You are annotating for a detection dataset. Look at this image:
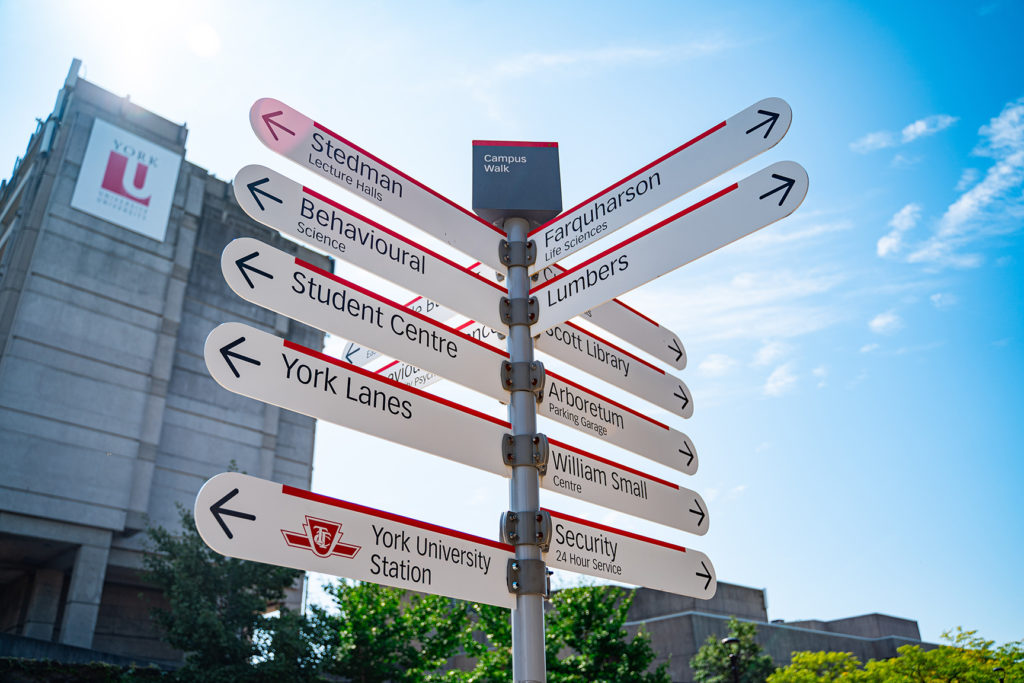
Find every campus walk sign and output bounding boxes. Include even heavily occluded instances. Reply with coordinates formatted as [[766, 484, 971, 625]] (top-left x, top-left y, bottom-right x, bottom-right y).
[[197, 93, 809, 683]]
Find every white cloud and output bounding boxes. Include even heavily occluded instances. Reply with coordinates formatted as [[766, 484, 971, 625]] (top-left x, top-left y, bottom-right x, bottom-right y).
[[860, 343, 880, 353], [901, 114, 958, 143], [930, 292, 958, 309], [956, 168, 980, 192], [753, 341, 789, 366], [907, 97, 1024, 267], [813, 365, 828, 388], [763, 362, 797, 396], [877, 203, 922, 257], [869, 311, 904, 335], [698, 353, 737, 376], [851, 113, 957, 154]]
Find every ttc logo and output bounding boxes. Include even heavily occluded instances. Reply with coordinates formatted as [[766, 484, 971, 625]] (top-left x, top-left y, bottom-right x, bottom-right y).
[[282, 516, 361, 559]]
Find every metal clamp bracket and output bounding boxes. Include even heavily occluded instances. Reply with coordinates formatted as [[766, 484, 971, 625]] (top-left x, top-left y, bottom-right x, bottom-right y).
[[499, 296, 539, 326], [501, 433, 549, 474], [500, 510, 552, 550], [500, 360, 545, 400], [499, 238, 537, 268], [506, 558, 550, 597]]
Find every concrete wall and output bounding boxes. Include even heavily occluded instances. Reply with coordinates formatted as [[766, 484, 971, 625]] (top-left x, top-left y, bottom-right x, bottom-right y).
[[0, 68, 324, 664]]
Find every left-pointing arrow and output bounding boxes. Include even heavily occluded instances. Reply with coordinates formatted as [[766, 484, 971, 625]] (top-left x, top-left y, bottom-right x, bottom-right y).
[[209, 488, 256, 539], [219, 337, 261, 378], [246, 177, 282, 212], [261, 110, 296, 142], [235, 251, 273, 289]]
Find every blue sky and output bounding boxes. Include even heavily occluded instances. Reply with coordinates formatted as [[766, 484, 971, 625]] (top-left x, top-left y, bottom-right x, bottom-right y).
[[2, 0, 1021, 646]]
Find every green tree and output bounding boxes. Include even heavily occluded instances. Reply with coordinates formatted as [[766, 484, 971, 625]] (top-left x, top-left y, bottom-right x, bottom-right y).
[[463, 585, 667, 682], [690, 617, 775, 683], [765, 651, 863, 682], [143, 507, 329, 682], [321, 580, 472, 682], [767, 628, 1024, 682]]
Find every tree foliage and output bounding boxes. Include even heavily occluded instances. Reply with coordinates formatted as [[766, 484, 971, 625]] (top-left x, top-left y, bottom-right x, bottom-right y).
[[143, 507, 328, 681], [461, 585, 667, 682], [690, 617, 775, 683], [766, 628, 1024, 682]]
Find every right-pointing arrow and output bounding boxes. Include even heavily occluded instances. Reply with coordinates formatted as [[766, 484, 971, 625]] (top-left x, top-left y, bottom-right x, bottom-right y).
[[759, 173, 796, 206], [674, 386, 690, 412], [696, 560, 713, 590], [219, 337, 261, 379], [246, 177, 283, 212], [209, 488, 256, 540], [689, 498, 706, 527], [668, 338, 685, 364], [678, 442, 696, 467], [235, 251, 274, 289]]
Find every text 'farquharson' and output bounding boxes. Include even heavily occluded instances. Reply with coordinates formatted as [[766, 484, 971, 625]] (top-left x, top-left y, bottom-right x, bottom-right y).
[[370, 525, 493, 587], [282, 353, 413, 419], [308, 133, 403, 203]]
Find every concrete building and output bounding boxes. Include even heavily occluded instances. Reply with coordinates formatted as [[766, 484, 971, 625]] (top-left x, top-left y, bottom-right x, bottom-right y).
[[0, 61, 326, 665], [625, 583, 933, 682]]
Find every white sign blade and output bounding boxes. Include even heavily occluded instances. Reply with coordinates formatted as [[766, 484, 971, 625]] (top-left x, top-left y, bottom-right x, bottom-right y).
[[536, 322, 693, 419], [250, 98, 505, 271], [195, 472, 514, 608], [344, 295, 457, 368], [533, 161, 808, 329], [374, 359, 444, 392], [544, 507, 716, 599], [544, 439, 708, 534], [220, 238, 506, 402], [530, 98, 792, 273], [232, 165, 506, 331], [204, 322, 508, 479], [541, 370, 697, 475], [534, 264, 687, 370]]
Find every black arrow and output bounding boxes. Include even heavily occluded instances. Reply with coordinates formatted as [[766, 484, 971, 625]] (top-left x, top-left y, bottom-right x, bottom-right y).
[[745, 109, 780, 139], [696, 560, 713, 590], [759, 174, 795, 206], [220, 337, 261, 379], [235, 251, 274, 289], [689, 498, 706, 527], [344, 345, 361, 363], [674, 386, 689, 412], [668, 338, 684, 363], [210, 488, 256, 540], [246, 178, 283, 212], [262, 110, 296, 142], [678, 441, 696, 467]]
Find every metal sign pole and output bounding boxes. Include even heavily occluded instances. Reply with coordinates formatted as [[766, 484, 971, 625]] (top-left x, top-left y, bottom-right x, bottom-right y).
[[503, 216, 547, 683]]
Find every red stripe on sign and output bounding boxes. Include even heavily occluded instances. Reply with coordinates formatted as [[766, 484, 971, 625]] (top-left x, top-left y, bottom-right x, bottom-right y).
[[473, 140, 558, 148], [544, 508, 689, 553], [547, 438, 679, 490], [561, 321, 663, 375], [301, 187, 507, 295], [545, 370, 670, 430], [533, 183, 739, 294], [375, 360, 399, 373], [311, 121, 504, 236], [529, 120, 727, 237], [283, 485, 515, 553], [293, 258, 509, 359], [282, 339, 511, 429]]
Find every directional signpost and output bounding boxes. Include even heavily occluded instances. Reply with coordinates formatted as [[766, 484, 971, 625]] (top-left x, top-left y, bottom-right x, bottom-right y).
[[196, 472, 515, 608], [197, 94, 809, 683], [529, 98, 791, 274], [543, 508, 715, 599], [533, 162, 808, 330]]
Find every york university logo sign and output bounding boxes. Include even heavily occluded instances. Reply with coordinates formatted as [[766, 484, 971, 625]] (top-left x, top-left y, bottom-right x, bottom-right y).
[[71, 118, 182, 242]]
